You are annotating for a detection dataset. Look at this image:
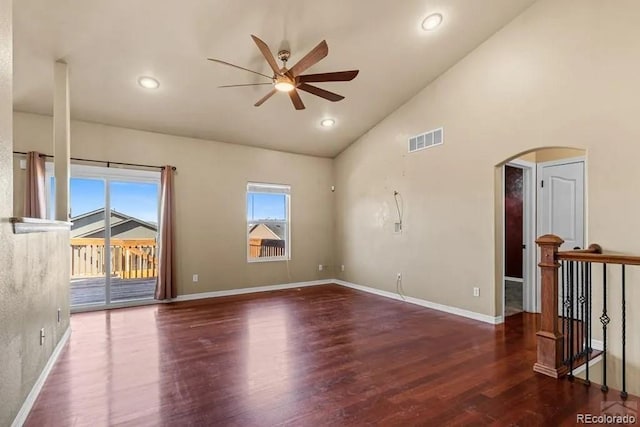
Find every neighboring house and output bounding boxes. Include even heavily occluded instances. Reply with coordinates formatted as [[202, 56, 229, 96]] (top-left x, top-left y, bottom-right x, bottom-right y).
[[71, 208, 157, 239], [248, 223, 281, 240]]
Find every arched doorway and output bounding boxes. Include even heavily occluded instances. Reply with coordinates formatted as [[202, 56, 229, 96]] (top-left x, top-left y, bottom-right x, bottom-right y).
[[495, 147, 586, 323]]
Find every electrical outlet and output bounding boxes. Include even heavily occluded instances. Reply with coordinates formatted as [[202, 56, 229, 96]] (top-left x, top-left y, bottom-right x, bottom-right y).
[[39, 328, 45, 346], [473, 287, 480, 297], [397, 273, 402, 280], [318, 264, 323, 271], [192, 274, 199, 282], [341, 264, 345, 272]]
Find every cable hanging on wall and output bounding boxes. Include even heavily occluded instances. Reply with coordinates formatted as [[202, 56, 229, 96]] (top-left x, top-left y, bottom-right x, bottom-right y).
[[393, 190, 403, 233]]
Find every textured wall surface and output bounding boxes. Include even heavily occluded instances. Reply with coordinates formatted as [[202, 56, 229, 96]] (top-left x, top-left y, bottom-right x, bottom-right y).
[[13, 113, 336, 295], [0, 0, 17, 421], [0, 1, 71, 424], [334, 0, 639, 396]]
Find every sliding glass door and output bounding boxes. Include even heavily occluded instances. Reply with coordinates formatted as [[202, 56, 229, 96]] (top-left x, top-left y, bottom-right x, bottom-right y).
[[69, 165, 160, 310], [69, 178, 107, 306], [108, 180, 159, 304]]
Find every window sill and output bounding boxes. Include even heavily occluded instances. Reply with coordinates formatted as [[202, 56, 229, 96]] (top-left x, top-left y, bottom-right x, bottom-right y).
[[247, 257, 290, 264], [10, 217, 72, 234]]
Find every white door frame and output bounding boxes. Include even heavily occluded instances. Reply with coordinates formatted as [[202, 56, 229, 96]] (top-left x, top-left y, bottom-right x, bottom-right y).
[[502, 159, 537, 319], [70, 164, 161, 312]]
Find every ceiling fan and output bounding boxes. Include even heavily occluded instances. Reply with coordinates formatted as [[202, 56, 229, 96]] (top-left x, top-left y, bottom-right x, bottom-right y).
[[207, 35, 359, 110]]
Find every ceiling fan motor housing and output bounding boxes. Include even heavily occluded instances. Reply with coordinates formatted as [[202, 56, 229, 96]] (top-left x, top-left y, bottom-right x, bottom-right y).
[[277, 50, 291, 64]]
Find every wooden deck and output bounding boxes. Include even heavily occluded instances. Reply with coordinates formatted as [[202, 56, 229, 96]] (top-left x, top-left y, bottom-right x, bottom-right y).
[[71, 276, 156, 306], [26, 284, 637, 425]]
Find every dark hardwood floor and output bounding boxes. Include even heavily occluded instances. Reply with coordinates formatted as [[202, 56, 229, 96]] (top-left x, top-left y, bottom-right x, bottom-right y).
[[25, 284, 636, 426]]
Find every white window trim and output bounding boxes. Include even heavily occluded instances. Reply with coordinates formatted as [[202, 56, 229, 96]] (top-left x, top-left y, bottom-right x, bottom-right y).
[[71, 164, 160, 183], [246, 182, 291, 263]]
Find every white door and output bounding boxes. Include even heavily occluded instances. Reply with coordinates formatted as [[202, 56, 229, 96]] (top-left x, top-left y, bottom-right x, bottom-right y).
[[538, 160, 585, 250]]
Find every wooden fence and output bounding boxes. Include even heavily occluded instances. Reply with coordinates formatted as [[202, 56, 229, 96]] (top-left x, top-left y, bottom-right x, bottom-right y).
[[249, 238, 286, 258], [70, 238, 158, 279]]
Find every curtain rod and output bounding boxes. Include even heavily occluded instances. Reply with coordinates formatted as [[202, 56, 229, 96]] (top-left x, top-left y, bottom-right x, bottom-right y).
[[12, 151, 176, 171]]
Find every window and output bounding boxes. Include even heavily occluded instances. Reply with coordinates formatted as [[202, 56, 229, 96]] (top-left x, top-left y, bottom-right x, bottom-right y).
[[247, 182, 290, 262]]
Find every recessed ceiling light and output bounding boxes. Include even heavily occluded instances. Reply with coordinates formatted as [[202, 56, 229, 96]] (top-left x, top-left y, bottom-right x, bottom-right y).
[[421, 13, 443, 31], [320, 118, 335, 128], [138, 76, 160, 89]]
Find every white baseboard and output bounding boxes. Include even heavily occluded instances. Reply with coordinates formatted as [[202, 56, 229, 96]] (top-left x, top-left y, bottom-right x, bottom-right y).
[[170, 280, 330, 302], [591, 339, 604, 351], [168, 279, 501, 325], [12, 327, 71, 427], [334, 280, 503, 325]]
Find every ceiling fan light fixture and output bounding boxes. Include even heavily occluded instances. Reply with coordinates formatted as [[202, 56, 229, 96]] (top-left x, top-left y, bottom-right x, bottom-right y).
[[138, 76, 160, 89], [274, 76, 295, 92], [320, 118, 335, 128], [421, 13, 443, 31]]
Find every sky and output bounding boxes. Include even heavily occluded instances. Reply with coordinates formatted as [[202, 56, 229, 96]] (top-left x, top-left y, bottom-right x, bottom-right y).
[[247, 193, 286, 221], [69, 178, 159, 223]]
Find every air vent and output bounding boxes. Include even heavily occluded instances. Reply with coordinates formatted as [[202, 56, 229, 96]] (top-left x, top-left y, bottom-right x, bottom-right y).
[[408, 127, 443, 153]]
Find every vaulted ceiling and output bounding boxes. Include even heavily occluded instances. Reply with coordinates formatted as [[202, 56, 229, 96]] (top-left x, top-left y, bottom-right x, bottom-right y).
[[13, 0, 536, 157]]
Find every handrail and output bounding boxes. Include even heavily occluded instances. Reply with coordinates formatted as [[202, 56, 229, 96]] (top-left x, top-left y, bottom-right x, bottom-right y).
[[557, 252, 640, 266], [558, 244, 602, 255], [70, 238, 156, 247]]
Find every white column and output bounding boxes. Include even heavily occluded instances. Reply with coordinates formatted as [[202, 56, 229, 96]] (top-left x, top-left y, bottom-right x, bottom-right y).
[[53, 60, 70, 221]]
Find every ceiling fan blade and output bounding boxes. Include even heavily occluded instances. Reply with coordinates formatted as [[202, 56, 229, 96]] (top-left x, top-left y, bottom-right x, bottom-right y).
[[254, 89, 277, 107], [297, 83, 344, 102], [288, 40, 329, 77], [207, 58, 273, 80], [289, 89, 306, 110], [298, 70, 359, 83], [218, 83, 273, 88], [251, 35, 282, 76]]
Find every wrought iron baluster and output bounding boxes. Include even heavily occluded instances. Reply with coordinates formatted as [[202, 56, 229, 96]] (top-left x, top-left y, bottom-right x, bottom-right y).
[[579, 261, 585, 361], [621, 264, 627, 400], [585, 262, 591, 386], [600, 263, 609, 392], [561, 260, 567, 363], [568, 260, 574, 380]]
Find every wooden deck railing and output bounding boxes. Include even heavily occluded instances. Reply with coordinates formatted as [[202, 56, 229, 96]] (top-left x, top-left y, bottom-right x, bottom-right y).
[[70, 238, 158, 279], [248, 238, 285, 258], [536, 234, 639, 399]]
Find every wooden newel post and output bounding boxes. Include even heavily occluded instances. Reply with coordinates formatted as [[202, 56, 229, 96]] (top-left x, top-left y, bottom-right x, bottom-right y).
[[533, 234, 567, 378]]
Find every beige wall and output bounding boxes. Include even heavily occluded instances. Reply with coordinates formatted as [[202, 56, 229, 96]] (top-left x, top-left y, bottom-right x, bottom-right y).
[[334, 0, 639, 394], [13, 112, 336, 295], [0, 1, 71, 425], [516, 147, 585, 164], [535, 147, 585, 163]]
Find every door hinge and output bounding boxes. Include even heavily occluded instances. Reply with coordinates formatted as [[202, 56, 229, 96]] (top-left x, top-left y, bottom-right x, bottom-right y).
[[540, 180, 544, 188]]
